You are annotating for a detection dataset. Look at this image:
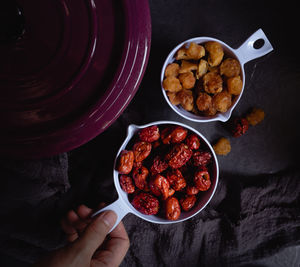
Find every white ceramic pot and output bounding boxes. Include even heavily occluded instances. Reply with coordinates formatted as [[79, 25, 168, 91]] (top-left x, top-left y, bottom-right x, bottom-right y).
[[161, 29, 274, 122], [92, 121, 219, 232]]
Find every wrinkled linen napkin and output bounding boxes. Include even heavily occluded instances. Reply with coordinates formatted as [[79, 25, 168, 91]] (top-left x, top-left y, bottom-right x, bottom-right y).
[[0, 154, 299, 266]]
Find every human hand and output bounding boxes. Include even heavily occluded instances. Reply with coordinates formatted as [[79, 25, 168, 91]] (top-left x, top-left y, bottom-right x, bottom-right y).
[[34, 205, 129, 267]]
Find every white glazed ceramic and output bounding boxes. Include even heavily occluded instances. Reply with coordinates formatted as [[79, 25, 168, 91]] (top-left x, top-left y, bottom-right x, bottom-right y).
[[161, 29, 274, 122], [92, 121, 219, 232]]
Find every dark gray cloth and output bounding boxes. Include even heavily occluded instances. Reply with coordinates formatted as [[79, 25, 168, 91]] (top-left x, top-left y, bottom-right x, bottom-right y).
[[121, 167, 300, 267], [0, 154, 70, 263], [0, 153, 299, 266]]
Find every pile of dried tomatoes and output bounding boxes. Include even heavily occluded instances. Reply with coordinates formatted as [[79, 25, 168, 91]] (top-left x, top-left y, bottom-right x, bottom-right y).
[[117, 125, 213, 220]]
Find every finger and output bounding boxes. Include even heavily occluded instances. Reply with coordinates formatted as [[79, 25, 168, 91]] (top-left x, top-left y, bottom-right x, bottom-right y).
[[93, 221, 130, 267], [63, 206, 93, 239], [110, 221, 129, 241], [61, 217, 77, 235], [74, 210, 117, 258], [66, 209, 80, 225], [76, 205, 93, 232], [61, 217, 78, 242], [72, 206, 92, 233], [61, 210, 80, 242], [77, 204, 93, 221], [61, 222, 78, 242]]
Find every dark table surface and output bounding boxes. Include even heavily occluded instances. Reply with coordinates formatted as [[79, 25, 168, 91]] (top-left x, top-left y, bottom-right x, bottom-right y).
[[86, 0, 300, 177], [88, 0, 300, 264], [67, 1, 300, 265], [1, 0, 300, 266]]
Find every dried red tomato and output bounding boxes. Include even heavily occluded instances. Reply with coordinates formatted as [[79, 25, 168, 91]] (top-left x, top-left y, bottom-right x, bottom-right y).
[[166, 169, 186, 191], [161, 126, 188, 144], [194, 167, 211, 191], [117, 150, 134, 174], [150, 155, 168, 175], [232, 117, 249, 137], [132, 166, 149, 191], [170, 126, 188, 143], [161, 127, 173, 145], [165, 197, 181, 220], [186, 134, 200, 150], [149, 174, 170, 200], [139, 126, 160, 142], [133, 160, 143, 169], [186, 185, 199, 195], [180, 195, 197, 211], [119, 175, 135, 194], [166, 143, 192, 169], [133, 141, 152, 162], [132, 192, 159, 215], [192, 151, 212, 166], [168, 188, 175, 197]]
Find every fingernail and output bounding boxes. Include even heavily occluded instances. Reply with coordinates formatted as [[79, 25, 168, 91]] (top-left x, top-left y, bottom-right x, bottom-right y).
[[98, 210, 117, 228]]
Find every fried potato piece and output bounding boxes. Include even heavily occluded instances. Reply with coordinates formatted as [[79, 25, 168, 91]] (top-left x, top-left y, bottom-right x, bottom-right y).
[[165, 63, 180, 77], [204, 102, 217, 116], [176, 47, 190, 60], [208, 66, 219, 74], [227, 76, 243, 95], [179, 60, 198, 74], [246, 107, 265, 126], [213, 137, 231, 155], [203, 72, 223, 94], [177, 89, 194, 111], [196, 92, 212, 111], [179, 72, 196, 89], [220, 58, 241, 77], [186, 42, 205, 60], [205, 41, 224, 67], [212, 91, 232, 112], [163, 77, 182, 92], [167, 91, 181, 105], [196, 59, 208, 79]]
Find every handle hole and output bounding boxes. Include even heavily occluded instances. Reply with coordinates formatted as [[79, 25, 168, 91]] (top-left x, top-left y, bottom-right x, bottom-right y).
[[253, 38, 265, 49]]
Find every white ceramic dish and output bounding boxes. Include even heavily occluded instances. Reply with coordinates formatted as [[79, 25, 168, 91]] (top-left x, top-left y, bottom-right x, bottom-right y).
[[161, 29, 274, 122], [92, 120, 219, 232]]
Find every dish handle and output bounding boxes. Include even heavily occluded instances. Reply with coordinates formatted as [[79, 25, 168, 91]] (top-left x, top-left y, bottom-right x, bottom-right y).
[[234, 28, 274, 65], [91, 197, 130, 233]]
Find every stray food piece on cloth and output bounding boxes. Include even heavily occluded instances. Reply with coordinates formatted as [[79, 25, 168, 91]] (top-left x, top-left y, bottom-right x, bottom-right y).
[[231, 117, 249, 137], [213, 137, 231, 155], [246, 107, 265, 126]]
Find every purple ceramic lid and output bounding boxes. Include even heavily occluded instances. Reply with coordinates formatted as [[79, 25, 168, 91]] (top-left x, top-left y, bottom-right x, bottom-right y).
[[0, 0, 151, 159]]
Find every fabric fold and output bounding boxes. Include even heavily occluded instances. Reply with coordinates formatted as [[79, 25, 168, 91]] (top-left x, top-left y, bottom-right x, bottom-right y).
[[0, 154, 299, 266]]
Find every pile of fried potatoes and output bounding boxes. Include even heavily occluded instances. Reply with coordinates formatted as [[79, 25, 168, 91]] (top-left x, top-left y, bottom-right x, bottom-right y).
[[163, 41, 243, 116]]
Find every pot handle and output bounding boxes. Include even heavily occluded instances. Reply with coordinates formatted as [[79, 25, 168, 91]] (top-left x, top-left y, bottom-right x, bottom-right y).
[[234, 29, 274, 65], [91, 197, 130, 233]]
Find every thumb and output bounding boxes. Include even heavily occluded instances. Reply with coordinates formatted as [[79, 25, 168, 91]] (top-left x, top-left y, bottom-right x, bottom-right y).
[[74, 210, 117, 257]]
